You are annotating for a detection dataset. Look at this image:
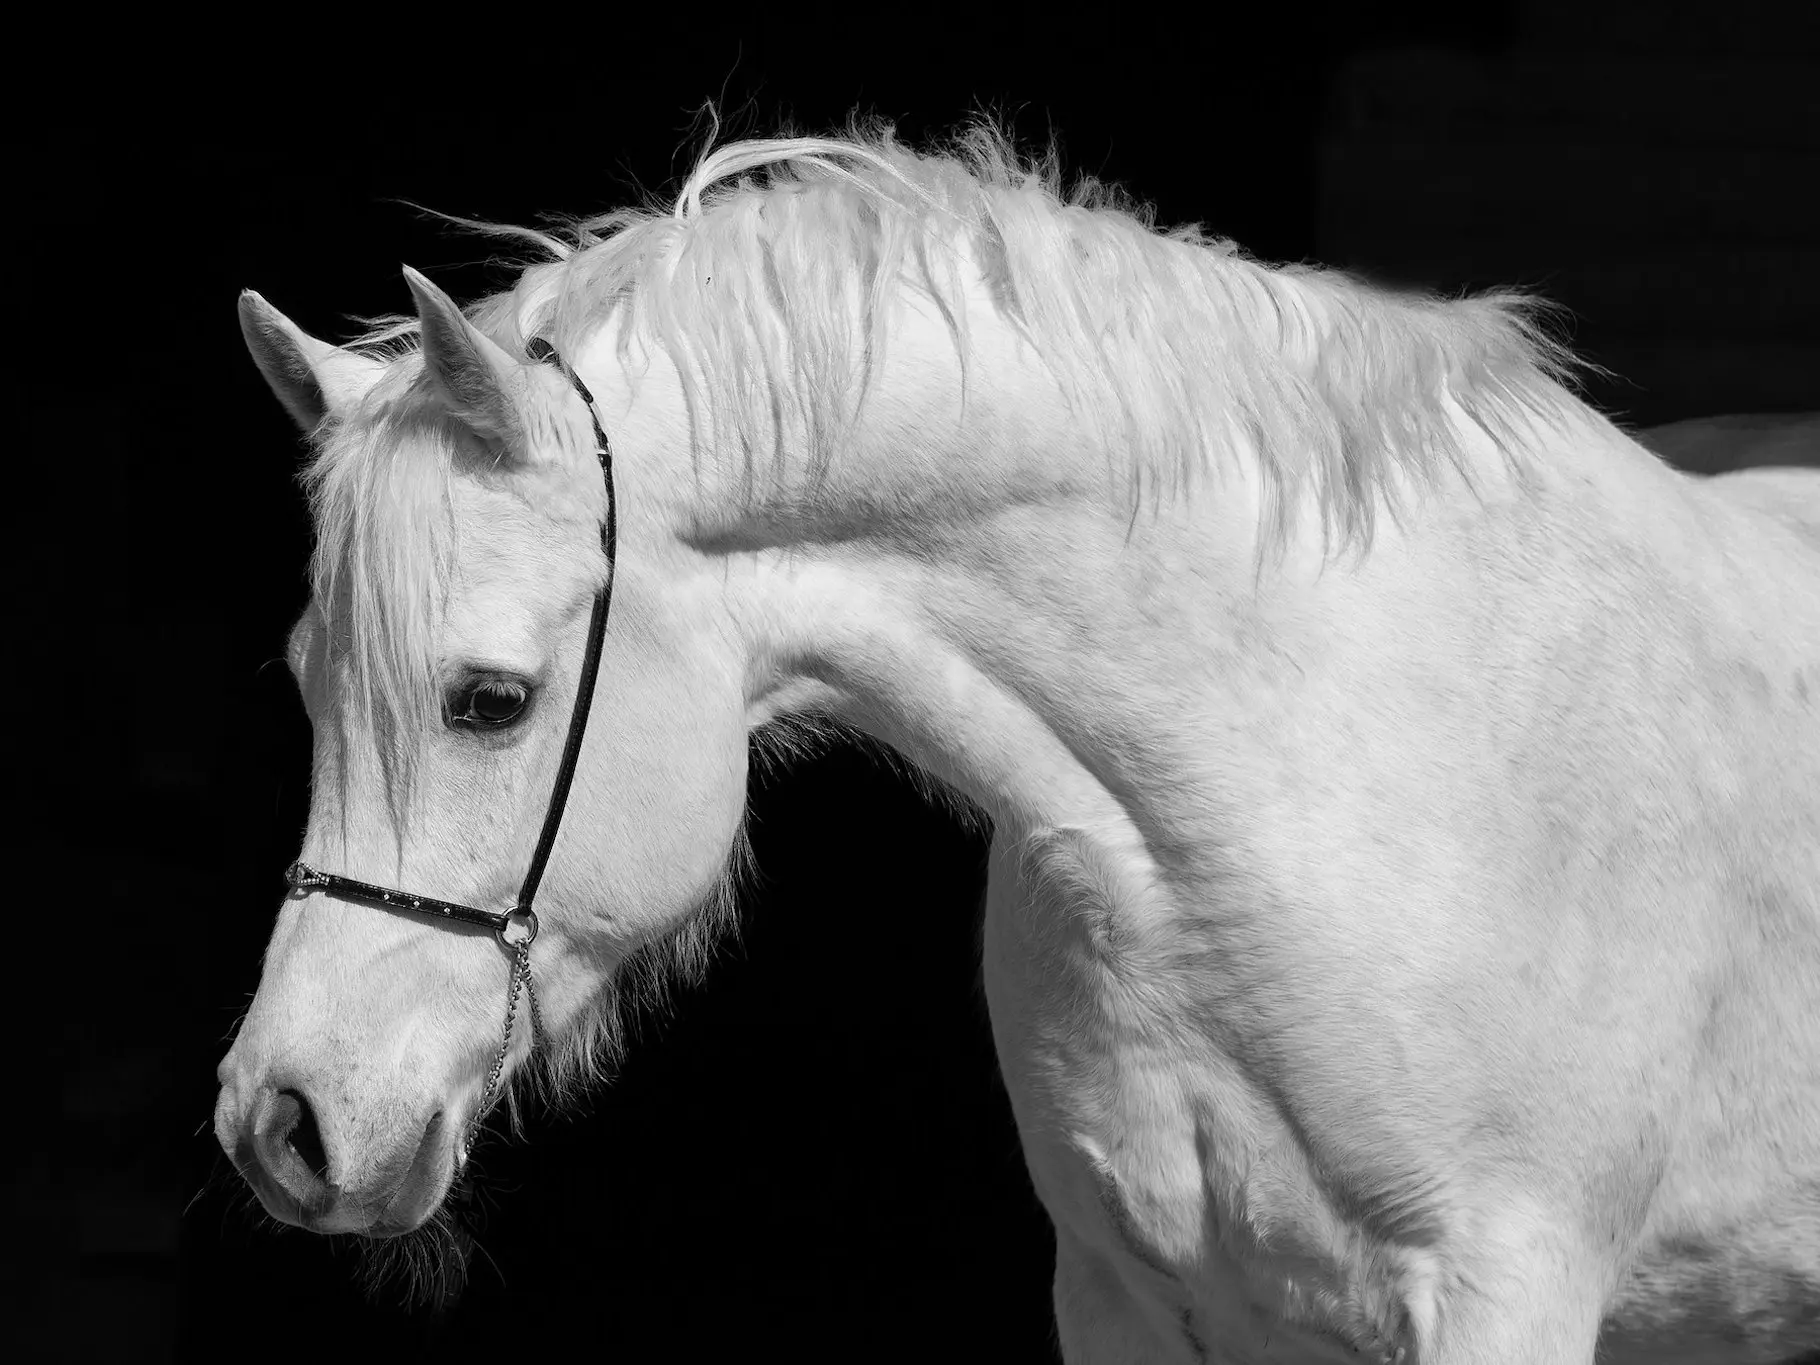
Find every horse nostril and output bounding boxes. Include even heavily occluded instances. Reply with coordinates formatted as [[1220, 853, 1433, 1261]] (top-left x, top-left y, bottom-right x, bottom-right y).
[[253, 1086, 334, 1211], [276, 1088, 330, 1182]]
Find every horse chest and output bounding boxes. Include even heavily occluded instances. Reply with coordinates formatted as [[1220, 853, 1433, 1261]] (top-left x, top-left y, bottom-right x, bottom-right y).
[[981, 831, 1423, 1361]]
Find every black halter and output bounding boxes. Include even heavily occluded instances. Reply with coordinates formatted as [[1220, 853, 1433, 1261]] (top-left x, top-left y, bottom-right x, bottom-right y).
[[283, 337, 615, 1139]]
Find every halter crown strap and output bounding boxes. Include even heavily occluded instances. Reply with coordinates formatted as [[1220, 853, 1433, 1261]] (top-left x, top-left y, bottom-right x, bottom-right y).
[[285, 336, 617, 945]]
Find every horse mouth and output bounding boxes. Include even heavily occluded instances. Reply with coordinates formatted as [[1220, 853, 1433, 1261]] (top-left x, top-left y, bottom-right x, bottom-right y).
[[229, 1141, 335, 1230], [231, 1106, 452, 1237], [369, 1111, 452, 1236]]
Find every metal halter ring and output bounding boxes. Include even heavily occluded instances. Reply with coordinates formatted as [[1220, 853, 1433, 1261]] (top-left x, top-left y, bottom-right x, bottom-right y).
[[499, 907, 539, 949]]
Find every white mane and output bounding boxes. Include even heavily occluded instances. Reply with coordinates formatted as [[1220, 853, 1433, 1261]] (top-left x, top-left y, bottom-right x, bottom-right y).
[[305, 121, 1581, 796], [460, 121, 1578, 538]]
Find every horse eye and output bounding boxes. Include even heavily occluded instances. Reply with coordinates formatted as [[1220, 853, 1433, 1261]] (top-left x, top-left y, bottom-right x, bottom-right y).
[[448, 679, 530, 729]]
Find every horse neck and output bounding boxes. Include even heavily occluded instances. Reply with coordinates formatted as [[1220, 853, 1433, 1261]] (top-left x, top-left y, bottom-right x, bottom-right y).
[[690, 295, 1278, 855]]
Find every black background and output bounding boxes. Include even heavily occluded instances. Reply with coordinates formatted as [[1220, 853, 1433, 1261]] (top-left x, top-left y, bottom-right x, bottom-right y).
[[28, 4, 1818, 1362]]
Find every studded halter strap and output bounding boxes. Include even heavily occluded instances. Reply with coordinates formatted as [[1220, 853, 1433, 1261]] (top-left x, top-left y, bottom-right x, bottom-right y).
[[284, 335, 617, 1159]]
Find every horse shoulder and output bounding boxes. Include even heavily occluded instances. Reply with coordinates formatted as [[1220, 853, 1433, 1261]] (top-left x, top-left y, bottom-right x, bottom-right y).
[[981, 826, 1477, 1362]]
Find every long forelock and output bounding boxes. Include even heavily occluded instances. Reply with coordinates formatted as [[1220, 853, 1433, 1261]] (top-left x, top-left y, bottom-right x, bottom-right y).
[[303, 359, 458, 796], [301, 335, 612, 811]]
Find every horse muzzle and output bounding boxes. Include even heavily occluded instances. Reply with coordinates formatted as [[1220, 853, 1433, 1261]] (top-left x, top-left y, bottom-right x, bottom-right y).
[[216, 1072, 454, 1237]]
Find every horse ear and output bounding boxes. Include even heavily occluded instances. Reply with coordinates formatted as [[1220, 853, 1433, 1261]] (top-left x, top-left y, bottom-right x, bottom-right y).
[[238, 291, 384, 433], [402, 265, 525, 454]]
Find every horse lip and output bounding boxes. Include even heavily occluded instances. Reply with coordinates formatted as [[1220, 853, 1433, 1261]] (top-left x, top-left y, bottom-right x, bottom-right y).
[[371, 1110, 450, 1235], [230, 1135, 339, 1229]]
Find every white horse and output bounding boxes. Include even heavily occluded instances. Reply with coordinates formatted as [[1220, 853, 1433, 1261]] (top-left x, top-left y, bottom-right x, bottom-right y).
[[215, 128, 1820, 1363]]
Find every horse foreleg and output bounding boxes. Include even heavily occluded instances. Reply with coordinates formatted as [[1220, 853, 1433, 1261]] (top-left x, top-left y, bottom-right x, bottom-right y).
[[1412, 1230, 1609, 1365]]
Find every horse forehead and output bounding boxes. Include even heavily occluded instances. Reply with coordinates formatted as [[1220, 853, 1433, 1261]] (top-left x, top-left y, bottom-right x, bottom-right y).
[[441, 580, 555, 662], [444, 489, 596, 647], [451, 477, 588, 571]]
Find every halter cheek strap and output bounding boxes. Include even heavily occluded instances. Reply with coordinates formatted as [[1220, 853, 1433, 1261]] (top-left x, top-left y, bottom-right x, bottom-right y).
[[284, 335, 617, 1157], [503, 336, 618, 917]]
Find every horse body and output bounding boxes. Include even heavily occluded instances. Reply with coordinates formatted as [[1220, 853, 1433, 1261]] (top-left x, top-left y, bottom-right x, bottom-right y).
[[920, 387, 1820, 1359], [218, 130, 1820, 1360]]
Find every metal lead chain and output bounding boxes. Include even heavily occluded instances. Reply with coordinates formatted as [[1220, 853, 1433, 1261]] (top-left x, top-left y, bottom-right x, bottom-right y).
[[461, 941, 539, 1161]]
